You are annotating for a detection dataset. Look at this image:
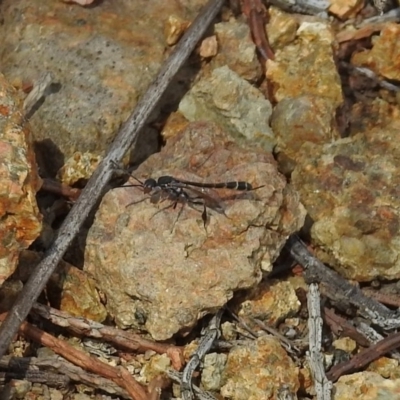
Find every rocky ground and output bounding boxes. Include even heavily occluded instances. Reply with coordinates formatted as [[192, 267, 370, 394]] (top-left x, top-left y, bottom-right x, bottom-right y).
[[1, 0, 400, 399]]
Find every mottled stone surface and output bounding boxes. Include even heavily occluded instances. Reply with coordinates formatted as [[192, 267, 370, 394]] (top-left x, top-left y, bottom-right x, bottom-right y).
[[267, 7, 299, 50], [329, 0, 364, 19], [161, 111, 191, 141], [267, 19, 343, 172], [333, 337, 357, 353], [84, 122, 305, 339], [271, 95, 341, 166], [51, 266, 107, 322], [0, 74, 42, 285], [267, 20, 342, 106], [57, 151, 101, 186], [221, 336, 299, 400], [4, 379, 32, 400], [334, 372, 400, 399], [201, 353, 227, 391], [368, 357, 400, 379], [17, 250, 107, 322], [140, 353, 171, 383], [292, 115, 400, 281], [211, 20, 262, 82], [179, 66, 275, 152], [347, 98, 396, 138], [164, 14, 191, 46], [0, 0, 206, 175], [352, 23, 400, 81], [199, 35, 218, 58], [238, 280, 300, 326], [0, 280, 23, 313]]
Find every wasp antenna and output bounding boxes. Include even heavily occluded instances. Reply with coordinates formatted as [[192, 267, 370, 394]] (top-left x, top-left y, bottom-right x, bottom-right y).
[[120, 183, 145, 188], [251, 185, 265, 191], [128, 175, 144, 185]]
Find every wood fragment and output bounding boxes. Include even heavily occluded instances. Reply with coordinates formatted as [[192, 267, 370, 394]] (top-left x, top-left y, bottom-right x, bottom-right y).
[[0, 354, 131, 398], [0, 368, 70, 388], [32, 303, 184, 369], [355, 320, 400, 361], [23, 72, 54, 117], [336, 23, 387, 42], [241, 0, 275, 61], [168, 370, 218, 400], [147, 375, 171, 400], [277, 384, 297, 400], [40, 178, 81, 201], [306, 283, 332, 400], [337, 7, 400, 42], [361, 288, 400, 308], [181, 309, 223, 400], [373, 0, 392, 14], [268, 0, 330, 15], [0, 312, 148, 400], [327, 332, 400, 382], [323, 307, 371, 348], [286, 235, 400, 329]]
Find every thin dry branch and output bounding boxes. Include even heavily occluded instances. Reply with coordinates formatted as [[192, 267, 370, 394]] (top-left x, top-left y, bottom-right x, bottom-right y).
[[323, 307, 371, 348], [31, 303, 184, 370], [306, 283, 332, 399], [1, 354, 131, 398], [23, 72, 54, 117], [241, 0, 275, 61], [0, 312, 148, 400], [286, 235, 400, 328], [327, 332, 400, 382], [181, 309, 223, 400], [0, 368, 70, 388], [40, 178, 81, 201]]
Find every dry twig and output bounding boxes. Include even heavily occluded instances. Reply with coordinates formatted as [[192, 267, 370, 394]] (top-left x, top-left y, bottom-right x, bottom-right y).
[[327, 332, 400, 382], [40, 178, 81, 201], [323, 307, 371, 348], [167, 370, 218, 400], [0, 367, 69, 388], [306, 283, 332, 399], [1, 354, 132, 398], [286, 235, 400, 329], [0, 312, 148, 400], [241, 0, 275, 61], [32, 303, 184, 369], [181, 309, 224, 400], [268, 0, 329, 14], [361, 288, 400, 308], [23, 72, 54, 117]]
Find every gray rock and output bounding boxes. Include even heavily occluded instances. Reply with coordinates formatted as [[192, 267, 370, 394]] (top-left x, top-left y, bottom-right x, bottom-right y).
[[292, 114, 400, 281], [201, 353, 227, 391], [0, 74, 42, 285], [221, 336, 299, 400], [211, 21, 262, 82], [179, 66, 275, 152], [0, 0, 204, 175], [84, 122, 305, 339]]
